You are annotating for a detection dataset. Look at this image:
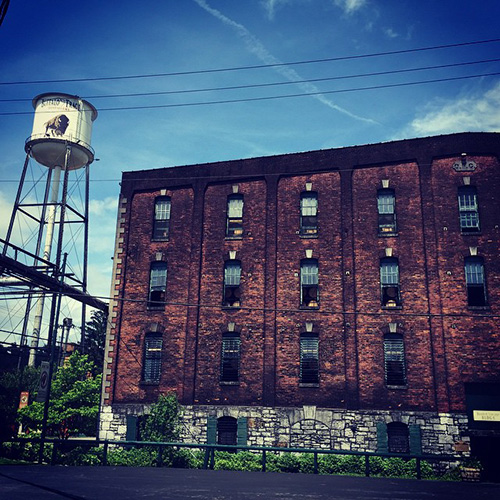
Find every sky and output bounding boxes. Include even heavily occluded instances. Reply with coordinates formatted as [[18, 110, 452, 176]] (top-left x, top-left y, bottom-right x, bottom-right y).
[[0, 0, 499, 346]]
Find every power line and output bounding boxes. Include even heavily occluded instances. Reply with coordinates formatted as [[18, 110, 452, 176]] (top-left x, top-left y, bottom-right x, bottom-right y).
[[1, 71, 499, 116], [1, 38, 499, 86], [2, 57, 499, 103]]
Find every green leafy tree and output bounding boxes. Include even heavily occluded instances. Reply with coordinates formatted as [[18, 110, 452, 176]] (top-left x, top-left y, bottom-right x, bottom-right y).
[[18, 351, 101, 438], [84, 309, 108, 373], [0, 366, 39, 439], [140, 393, 181, 442]]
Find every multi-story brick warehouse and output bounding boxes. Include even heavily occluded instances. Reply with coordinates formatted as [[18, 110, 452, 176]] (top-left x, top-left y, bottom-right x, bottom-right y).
[[99, 132, 500, 474]]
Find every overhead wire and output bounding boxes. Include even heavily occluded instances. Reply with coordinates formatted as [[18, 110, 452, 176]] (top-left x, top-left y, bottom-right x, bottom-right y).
[[1, 72, 499, 116], [0, 37, 499, 86], [1, 57, 499, 103]]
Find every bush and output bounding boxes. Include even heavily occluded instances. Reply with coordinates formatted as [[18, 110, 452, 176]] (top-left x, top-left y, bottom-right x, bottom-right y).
[[0, 440, 53, 463], [214, 451, 261, 472], [107, 447, 156, 467]]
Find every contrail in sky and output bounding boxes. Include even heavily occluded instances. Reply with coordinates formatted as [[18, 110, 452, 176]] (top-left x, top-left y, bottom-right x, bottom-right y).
[[193, 0, 376, 124]]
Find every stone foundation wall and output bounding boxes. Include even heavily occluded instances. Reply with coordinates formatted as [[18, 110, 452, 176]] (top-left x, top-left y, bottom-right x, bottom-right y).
[[99, 403, 470, 457]]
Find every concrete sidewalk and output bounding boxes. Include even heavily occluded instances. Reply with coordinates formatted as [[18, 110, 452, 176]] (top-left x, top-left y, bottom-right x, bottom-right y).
[[1, 465, 499, 500]]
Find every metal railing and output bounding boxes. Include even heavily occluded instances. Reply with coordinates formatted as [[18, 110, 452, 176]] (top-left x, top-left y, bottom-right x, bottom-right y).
[[0, 437, 461, 480]]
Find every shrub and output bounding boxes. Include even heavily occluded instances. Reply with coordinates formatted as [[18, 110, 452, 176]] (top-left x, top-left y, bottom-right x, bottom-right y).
[[107, 447, 155, 467], [214, 451, 261, 472]]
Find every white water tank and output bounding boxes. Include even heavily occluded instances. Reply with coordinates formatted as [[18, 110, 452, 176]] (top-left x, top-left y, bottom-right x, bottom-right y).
[[25, 93, 98, 170]]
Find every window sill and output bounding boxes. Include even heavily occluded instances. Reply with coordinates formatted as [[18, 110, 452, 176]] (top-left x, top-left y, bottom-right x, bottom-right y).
[[147, 306, 166, 311], [300, 305, 320, 310], [467, 305, 490, 311], [299, 234, 318, 239], [378, 232, 398, 238], [386, 385, 408, 390], [299, 382, 319, 388], [222, 306, 241, 310], [225, 236, 243, 240], [460, 231, 481, 236], [151, 238, 169, 242], [220, 381, 240, 386], [140, 381, 160, 386], [381, 305, 402, 310]]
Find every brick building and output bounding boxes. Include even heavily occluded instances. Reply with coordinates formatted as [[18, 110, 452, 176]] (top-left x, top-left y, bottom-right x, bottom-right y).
[[99, 132, 500, 472]]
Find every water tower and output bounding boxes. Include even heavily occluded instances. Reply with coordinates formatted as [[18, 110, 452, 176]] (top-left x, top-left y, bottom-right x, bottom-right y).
[[0, 93, 103, 366]]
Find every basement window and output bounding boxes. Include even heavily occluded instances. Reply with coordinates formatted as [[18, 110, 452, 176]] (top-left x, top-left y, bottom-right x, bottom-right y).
[[300, 192, 318, 236], [384, 333, 406, 387], [217, 416, 238, 446], [458, 186, 480, 233], [465, 257, 487, 306], [223, 260, 241, 307], [377, 189, 397, 234], [387, 422, 409, 454], [380, 258, 401, 307], [148, 261, 167, 308], [300, 333, 319, 384], [152, 196, 171, 240], [226, 194, 244, 238], [220, 333, 241, 383], [300, 259, 319, 308], [143, 332, 163, 383]]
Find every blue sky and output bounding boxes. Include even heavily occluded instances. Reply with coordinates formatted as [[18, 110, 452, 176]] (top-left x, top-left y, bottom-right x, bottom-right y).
[[0, 0, 499, 344]]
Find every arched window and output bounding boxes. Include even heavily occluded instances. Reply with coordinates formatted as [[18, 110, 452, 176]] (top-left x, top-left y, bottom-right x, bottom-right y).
[[226, 194, 244, 238], [465, 256, 487, 306], [387, 422, 409, 454], [153, 196, 171, 240], [300, 191, 318, 236], [377, 189, 397, 234], [301, 259, 319, 307], [380, 257, 401, 307], [148, 261, 167, 308], [458, 186, 480, 232], [223, 260, 241, 307], [217, 416, 238, 446], [384, 333, 406, 387], [220, 333, 241, 382]]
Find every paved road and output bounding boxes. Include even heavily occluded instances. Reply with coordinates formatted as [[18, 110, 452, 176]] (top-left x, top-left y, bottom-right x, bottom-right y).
[[0, 466, 499, 500]]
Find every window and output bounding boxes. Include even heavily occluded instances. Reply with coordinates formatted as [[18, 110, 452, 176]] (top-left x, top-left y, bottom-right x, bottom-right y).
[[458, 186, 480, 232], [220, 333, 241, 382], [226, 194, 244, 238], [465, 257, 487, 306], [301, 259, 319, 307], [300, 192, 318, 236], [148, 262, 167, 308], [153, 196, 171, 240], [223, 260, 241, 307], [387, 422, 409, 454], [300, 333, 319, 384], [380, 258, 401, 307], [143, 333, 163, 383], [217, 416, 238, 446], [384, 333, 406, 387], [377, 189, 397, 234]]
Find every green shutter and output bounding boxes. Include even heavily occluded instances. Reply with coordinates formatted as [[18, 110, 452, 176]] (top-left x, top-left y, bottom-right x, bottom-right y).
[[237, 417, 248, 447], [376, 422, 388, 454], [207, 416, 217, 444], [126, 415, 138, 441], [409, 425, 422, 456]]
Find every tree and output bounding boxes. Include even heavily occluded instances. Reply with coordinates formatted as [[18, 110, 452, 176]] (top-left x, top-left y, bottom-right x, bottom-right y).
[[0, 366, 39, 439], [84, 309, 108, 373], [18, 351, 102, 438], [140, 393, 181, 443]]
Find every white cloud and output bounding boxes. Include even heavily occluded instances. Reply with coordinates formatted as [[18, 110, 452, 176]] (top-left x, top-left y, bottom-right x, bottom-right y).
[[261, 0, 290, 20], [383, 27, 399, 39], [407, 81, 500, 136], [193, 0, 376, 124], [333, 0, 367, 15]]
